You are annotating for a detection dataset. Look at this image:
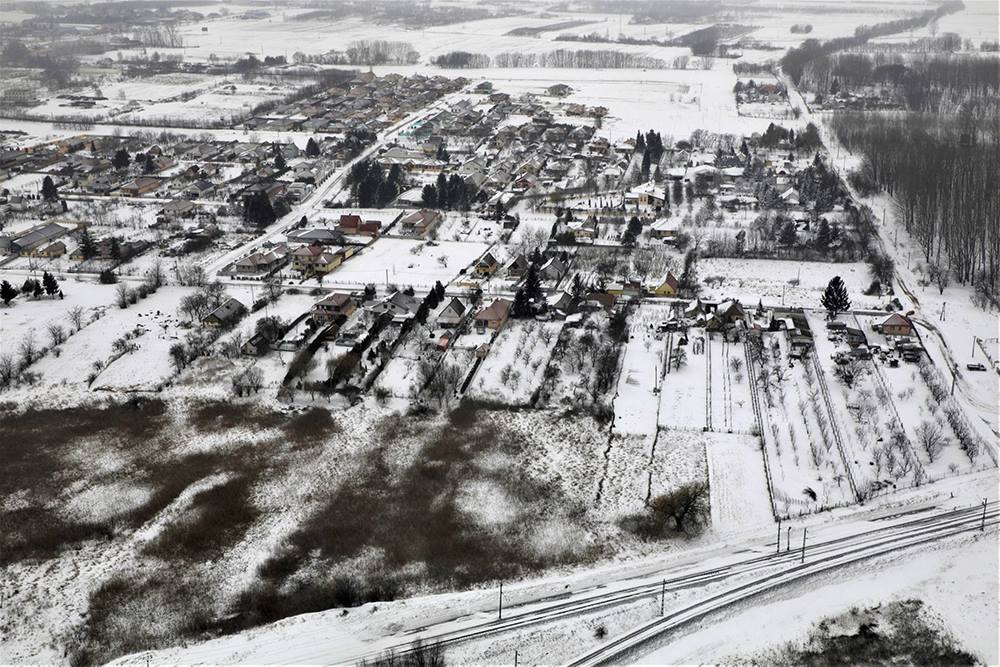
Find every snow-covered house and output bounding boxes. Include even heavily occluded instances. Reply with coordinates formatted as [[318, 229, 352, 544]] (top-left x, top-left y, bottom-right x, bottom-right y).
[[473, 298, 512, 331], [436, 297, 467, 328], [202, 298, 246, 327]]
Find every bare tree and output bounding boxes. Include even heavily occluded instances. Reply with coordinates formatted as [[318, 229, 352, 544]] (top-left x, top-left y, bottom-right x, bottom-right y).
[[47, 323, 66, 347], [0, 353, 15, 387], [19, 331, 38, 368], [67, 306, 85, 332], [915, 420, 946, 462]]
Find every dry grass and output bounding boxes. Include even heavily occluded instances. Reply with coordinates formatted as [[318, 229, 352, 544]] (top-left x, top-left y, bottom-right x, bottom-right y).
[[0, 398, 169, 564], [234, 404, 596, 629], [142, 473, 260, 562]]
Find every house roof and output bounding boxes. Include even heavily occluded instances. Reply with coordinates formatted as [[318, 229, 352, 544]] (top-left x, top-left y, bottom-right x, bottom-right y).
[[474, 298, 511, 321], [316, 293, 352, 309], [881, 313, 911, 328], [205, 297, 245, 322]]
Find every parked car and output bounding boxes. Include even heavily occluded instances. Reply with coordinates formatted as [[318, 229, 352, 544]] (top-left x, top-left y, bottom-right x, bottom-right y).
[[966, 362, 987, 371]]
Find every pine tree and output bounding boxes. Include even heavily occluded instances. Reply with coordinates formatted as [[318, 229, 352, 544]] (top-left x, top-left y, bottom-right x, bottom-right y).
[[779, 220, 797, 246], [79, 228, 96, 259], [306, 137, 321, 157], [814, 218, 832, 251], [41, 175, 58, 201], [42, 271, 59, 296], [512, 288, 529, 317], [32, 281, 43, 298], [22, 278, 36, 295], [109, 237, 121, 261], [421, 184, 438, 208], [524, 264, 542, 302], [143, 153, 156, 174], [274, 148, 287, 171], [112, 148, 131, 170], [635, 131, 645, 153], [435, 173, 449, 209], [0, 280, 17, 305], [570, 273, 585, 299], [821, 276, 851, 319]]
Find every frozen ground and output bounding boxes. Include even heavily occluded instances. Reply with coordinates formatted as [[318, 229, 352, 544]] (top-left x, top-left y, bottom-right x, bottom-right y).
[[323, 237, 490, 290], [638, 531, 998, 665]]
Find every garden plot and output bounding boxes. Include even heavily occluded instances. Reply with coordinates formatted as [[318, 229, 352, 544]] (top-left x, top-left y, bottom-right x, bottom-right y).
[[705, 432, 774, 533], [467, 319, 563, 406], [596, 433, 654, 518], [374, 324, 444, 399], [707, 334, 757, 435], [752, 332, 857, 516], [697, 257, 880, 310], [804, 311, 925, 496], [648, 429, 710, 503], [613, 304, 672, 436], [435, 212, 505, 244], [878, 354, 989, 483], [536, 311, 620, 411], [325, 237, 489, 290], [657, 330, 707, 431]]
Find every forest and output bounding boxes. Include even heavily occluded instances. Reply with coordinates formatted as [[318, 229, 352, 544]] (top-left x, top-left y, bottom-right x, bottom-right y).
[[831, 112, 999, 303], [801, 52, 999, 113]]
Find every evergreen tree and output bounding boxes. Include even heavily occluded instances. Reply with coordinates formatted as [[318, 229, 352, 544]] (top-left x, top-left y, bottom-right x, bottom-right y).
[[109, 236, 121, 261], [42, 271, 59, 296], [434, 280, 445, 302], [274, 147, 287, 171], [78, 228, 97, 259], [112, 148, 131, 170], [640, 151, 651, 178], [143, 153, 156, 174], [779, 220, 797, 246], [635, 131, 645, 153], [305, 137, 321, 157], [570, 273, 585, 300], [421, 184, 438, 208], [32, 281, 43, 298], [21, 278, 36, 294], [41, 175, 58, 201], [814, 218, 832, 251], [821, 276, 851, 319], [0, 280, 17, 305], [512, 288, 529, 317], [435, 173, 449, 209], [524, 264, 542, 302], [447, 174, 467, 210]]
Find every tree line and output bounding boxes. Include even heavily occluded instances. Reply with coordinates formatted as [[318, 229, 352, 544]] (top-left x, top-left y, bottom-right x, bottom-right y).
[[781, 1, 965, 83], [831, 112, 999, 303], [432, 49, 668, 69]]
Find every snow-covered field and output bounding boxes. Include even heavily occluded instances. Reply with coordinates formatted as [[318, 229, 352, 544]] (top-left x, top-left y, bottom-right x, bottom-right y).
[[325, 237, 489, 289]]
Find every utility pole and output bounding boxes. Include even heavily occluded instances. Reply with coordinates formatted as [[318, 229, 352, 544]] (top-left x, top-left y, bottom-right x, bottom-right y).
[[660, 579, 666, 616], [514, 650, 518, 667], [982, 499, 988, 531], [972, 336, 978, 358], [800, 527, 807, 563], [786, 526, 791, 552], [776, 519, 781, 554], [498, 581, 503, 620]]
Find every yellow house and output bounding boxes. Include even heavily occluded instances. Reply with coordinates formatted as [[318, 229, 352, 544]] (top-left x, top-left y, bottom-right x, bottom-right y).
[[652, 271, 679, 297]]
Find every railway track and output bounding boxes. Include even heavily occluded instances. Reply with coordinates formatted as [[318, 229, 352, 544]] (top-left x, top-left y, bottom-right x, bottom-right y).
[[346, 502, 997, 664], [567, 504, 998, 666]]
